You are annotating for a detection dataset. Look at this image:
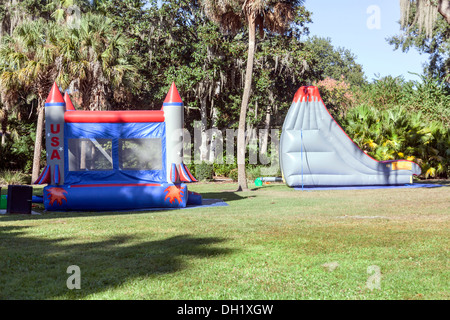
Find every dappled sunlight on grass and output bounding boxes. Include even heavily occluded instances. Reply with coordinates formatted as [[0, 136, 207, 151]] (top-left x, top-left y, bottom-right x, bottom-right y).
[[0, 181, 448, 299]]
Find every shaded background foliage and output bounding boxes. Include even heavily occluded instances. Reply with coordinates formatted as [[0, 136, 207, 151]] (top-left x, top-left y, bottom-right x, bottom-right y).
[[0, 0, 448, 182]]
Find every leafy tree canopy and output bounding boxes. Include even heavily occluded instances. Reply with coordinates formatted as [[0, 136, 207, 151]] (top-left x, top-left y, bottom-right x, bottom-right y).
[[389, 1, 450, 83]]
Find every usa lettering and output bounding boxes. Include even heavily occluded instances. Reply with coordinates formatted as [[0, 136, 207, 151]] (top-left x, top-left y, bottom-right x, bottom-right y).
[[49, 124, 61, 160]]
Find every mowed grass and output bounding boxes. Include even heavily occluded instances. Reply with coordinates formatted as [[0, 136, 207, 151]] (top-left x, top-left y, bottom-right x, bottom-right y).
[[0, 181, 448, 300]]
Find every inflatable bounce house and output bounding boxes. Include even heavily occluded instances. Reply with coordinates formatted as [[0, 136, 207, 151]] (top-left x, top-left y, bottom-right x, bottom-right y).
[[35, 82, 201, 211], [280, 86, 421, 187]]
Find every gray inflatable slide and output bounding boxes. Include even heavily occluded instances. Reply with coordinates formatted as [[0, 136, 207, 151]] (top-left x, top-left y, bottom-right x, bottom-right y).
[[280, 86, 421, 187]]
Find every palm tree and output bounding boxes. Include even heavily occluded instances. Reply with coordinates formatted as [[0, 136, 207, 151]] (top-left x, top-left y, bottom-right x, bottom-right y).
[[0, 68, 20, 146], [0, 10, 139, 181], [58, 12, 140, 111], [201, 0, 304, 191], [5, 19, 61, 182], [0, 29, 33, 147]]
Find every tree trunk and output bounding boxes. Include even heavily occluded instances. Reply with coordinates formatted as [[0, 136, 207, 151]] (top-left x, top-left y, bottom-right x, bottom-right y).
[[438, 0, 450, 24], [200, 97, 209, 162], [31, 104, 45, 183], [209, 102, 219, 163], [260, 106, 271, 157], [236, 14, 256, 191], [1, 105, 8, 146], [80, 140, 87, 170]]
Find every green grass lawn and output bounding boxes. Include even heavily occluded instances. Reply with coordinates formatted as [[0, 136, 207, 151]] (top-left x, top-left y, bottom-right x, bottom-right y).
[[0, 181, 448, 300]]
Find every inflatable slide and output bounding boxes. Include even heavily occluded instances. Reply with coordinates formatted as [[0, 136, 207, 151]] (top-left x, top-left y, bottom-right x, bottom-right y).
[[280, 86, 421, 187]]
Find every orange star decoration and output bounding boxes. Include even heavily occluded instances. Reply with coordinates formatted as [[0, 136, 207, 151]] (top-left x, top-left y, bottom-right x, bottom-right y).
[[47, 187, 68, 206], [164, 185, 185, 204]]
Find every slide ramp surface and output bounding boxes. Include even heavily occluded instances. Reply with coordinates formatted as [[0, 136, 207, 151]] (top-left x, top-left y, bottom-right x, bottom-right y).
[[280, 86, 421, 187]]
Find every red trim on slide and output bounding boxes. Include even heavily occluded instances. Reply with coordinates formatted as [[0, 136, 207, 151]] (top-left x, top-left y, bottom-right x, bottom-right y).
[[293, 86, 308, 103], [64, 111, 165, 123]]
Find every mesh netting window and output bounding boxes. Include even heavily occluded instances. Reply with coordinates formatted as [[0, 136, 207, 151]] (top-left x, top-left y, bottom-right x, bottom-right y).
[[119, 138, 162, 170], [68, 139, 113, 171]]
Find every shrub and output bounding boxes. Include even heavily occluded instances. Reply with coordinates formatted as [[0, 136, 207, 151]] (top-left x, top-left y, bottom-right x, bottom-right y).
[[0, 170, 29, 186], [341, 104, 450, 179], [401, 74, 450, 125], [0, 118, 38, 173], [213, 156, 236, 177], [246, 166, 262, 181], [353, 74, 450, 126], [194, 161, 214, 181], [229, 168, 238, 182], [356, 75, 406, 109], [314, 76, 355, 119]]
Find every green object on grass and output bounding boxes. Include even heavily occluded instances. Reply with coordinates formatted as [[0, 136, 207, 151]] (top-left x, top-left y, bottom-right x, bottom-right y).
[[0, 194, 7, 209], [255, 178, 262, 187]]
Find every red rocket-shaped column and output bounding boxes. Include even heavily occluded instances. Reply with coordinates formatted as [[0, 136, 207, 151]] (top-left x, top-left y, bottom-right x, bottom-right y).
[[163, 82, 184, 108], [64, 91, 76, 111], [162, 83, 197, 183], [44, 82, 66, 185], [163, 83, 184, 183]]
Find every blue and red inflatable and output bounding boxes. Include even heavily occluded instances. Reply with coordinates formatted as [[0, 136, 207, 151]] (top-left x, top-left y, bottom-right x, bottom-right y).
[[36, 82, 201, 211]]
